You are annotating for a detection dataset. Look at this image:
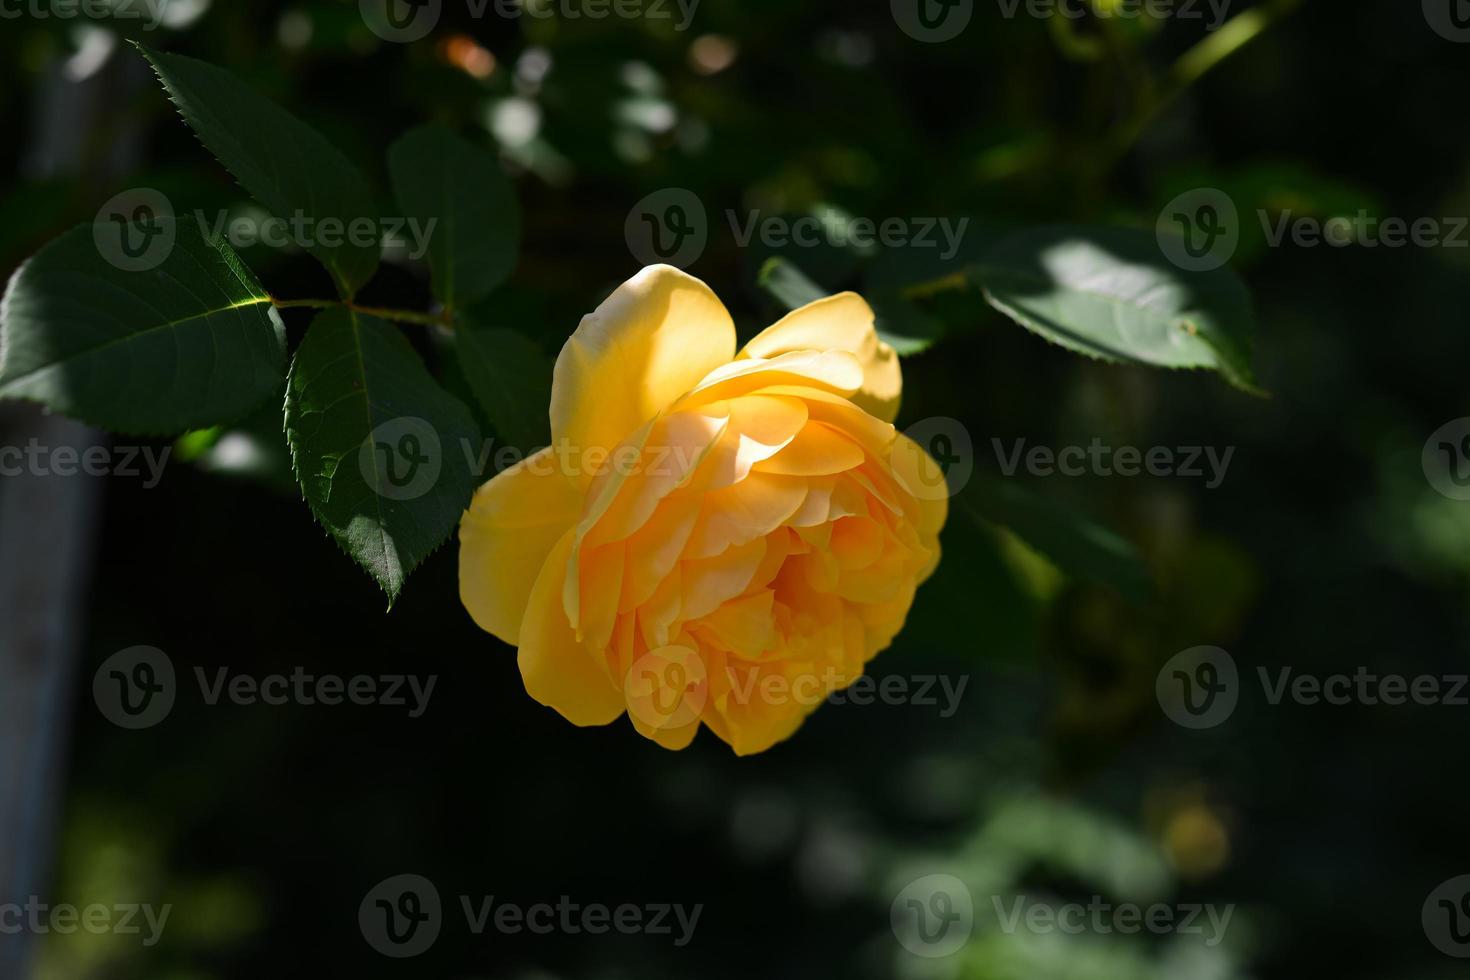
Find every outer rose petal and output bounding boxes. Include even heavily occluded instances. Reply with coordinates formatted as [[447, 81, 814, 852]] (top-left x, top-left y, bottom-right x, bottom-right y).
[[459, 447, 583, 645], [889, 432, 951, 539], [518, 529, 627, 726], [739, 292, 902, 422], [551, 265, 736, 484]]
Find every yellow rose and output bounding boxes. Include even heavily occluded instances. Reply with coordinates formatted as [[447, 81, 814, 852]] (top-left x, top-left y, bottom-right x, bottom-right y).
[[458, 265, 948, 755]]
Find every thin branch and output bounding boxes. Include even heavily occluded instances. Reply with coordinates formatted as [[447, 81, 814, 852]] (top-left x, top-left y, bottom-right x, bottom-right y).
[[1098, 0, 1305, 173], [269, 297, 452, 328]]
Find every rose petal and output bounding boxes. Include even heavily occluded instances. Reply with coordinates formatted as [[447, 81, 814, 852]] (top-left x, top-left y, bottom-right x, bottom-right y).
[[517, 530, 626, 726], [459, 447, 582, 645], [739, 292, 902, 422], [683, 471, 807, 559], [679, 349, 864, 407], [681, 536, 767, 620], [756, 421, 866, 477], [551, 265, 736, 485]]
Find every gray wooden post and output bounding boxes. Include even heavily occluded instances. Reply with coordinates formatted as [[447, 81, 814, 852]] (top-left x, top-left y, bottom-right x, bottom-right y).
[[0, 408, 104, 979], [0, 38, 143, 977]]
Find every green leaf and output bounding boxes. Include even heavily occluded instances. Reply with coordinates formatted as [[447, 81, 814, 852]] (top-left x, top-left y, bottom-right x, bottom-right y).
[[976, 225, 1259, 392], [869, 291, 945, 355], [0, 218, 285, 434], [450, 320, 550, 452], [388, 126, 520, 309], [137, 45, 379, 299], [756, 255, 827, 310], [285, 308, 481, 604], [961, 477, 1151, 603], [900, 510, 1040, 664]]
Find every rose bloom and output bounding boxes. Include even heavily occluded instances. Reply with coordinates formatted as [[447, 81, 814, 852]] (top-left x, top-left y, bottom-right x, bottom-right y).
[[459, 266, 947, 755]]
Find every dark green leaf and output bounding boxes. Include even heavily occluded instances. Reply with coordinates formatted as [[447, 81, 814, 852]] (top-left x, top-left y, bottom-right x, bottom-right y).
[[450, 319, 550, 452], [961, 477, 1151, 602], [388, 126, 520, 309], [285, 309, 481, 604], [0, 218, 285, 434], [137, 45, 379, 298], [900, 511, 1040, 664], [976, 225, 1259, 392], [756, 255, 826, 310], [869, 290, 946, 356]]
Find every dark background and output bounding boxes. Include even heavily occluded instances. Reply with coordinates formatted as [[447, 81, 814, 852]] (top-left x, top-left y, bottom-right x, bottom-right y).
[[2, 0, 1469, 977]]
